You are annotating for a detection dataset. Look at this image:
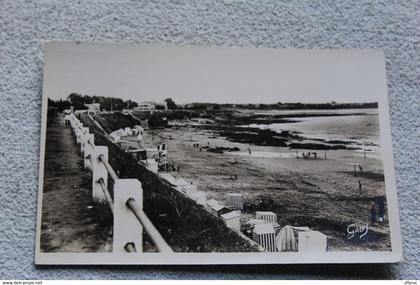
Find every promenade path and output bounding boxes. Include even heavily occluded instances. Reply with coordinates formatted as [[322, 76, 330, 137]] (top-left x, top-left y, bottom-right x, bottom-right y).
[[40, 115, 112, 252]]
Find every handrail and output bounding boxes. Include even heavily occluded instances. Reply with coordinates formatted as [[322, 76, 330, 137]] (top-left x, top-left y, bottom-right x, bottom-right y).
[[99, 154, 119, 181], [88, 139, 95, 149], [98, 178, 114, 214], [126, 198, 174, 253], [70, 113, 173, 253], [86, 154, 94, 169], [124, 242, 137, 252]]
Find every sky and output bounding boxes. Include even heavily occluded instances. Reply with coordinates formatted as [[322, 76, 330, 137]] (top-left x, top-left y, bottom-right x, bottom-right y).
[[44, 42, 387, 104]]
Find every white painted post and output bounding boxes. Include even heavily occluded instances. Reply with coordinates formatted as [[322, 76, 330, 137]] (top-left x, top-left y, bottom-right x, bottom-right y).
[[113, 179, 143, 253], [70, 116, 77, 130], [80, 127, 89, 154], [84, 134, 94, 170], [92, 146, 108, 203], [76, 124, 84, 144]]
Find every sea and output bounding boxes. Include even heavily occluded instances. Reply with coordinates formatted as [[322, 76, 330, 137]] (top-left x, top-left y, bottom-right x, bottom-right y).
[[246, 108, 381, 149]]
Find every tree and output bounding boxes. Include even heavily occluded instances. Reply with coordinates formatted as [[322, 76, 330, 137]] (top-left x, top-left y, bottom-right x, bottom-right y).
[[67, 93, 87, 110], [164, 98, 177, 110]]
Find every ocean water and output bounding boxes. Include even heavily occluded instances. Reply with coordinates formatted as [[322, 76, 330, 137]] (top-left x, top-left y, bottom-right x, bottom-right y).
[[247, 108, 381, 148]]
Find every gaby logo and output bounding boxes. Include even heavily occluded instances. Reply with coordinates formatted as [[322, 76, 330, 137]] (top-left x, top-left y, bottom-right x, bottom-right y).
[[347, 224, 369, 239]]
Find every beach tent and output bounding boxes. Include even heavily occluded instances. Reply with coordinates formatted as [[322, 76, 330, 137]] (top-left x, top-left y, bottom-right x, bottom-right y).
[[123, 127, 131, 136], [226, 193, 244, 210], [110, 132, 121, 143], [275, 226, 314, 252], [252, 223, 276, 252], [298, 230, 328, 253], [131, 128, 139, 136], [256, 211, 278, 223]]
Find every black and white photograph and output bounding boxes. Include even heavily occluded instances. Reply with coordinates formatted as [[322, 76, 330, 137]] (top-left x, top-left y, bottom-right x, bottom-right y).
[[35, 41, 402, 264]]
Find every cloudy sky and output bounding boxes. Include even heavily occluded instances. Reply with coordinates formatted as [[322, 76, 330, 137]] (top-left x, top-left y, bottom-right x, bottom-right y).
[[44, 41, 387, 104]]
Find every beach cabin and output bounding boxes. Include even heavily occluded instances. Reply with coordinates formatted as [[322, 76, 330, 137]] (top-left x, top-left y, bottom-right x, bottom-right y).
[[159, 173, 176, 185], [226, 193, 244, 210], [221, 211, 241, 232], [110, 132, 121, 143], [256, 211, 278, 223], [186, 190, 207, 206], [206, 199, 232, 217], [252, 223, 276, 252], [246, 218, 268, 226], [173, 177, 193, 194], [298, 230, 328, 253], [144, 159, 158, 173]]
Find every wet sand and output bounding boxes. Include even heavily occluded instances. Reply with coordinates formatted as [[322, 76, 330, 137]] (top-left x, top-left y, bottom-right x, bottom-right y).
[[147, 124, 391, 251]]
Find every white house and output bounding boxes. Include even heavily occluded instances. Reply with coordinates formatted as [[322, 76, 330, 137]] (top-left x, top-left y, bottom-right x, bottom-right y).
[[135, 101, 156, 112], [84, 103, 100, 113]]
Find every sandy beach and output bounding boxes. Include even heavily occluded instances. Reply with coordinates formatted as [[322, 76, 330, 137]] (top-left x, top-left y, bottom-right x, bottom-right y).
[[146, 120, 390, 251]]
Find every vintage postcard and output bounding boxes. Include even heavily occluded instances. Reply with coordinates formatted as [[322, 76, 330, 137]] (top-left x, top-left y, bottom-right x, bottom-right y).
[[36, 41, 402, 264]]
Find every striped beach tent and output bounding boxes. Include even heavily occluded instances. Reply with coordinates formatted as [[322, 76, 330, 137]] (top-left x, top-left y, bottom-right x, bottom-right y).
[[276, 226, 310, 252]]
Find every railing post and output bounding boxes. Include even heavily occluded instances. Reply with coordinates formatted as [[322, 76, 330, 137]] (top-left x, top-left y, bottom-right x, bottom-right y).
[[80, 127, 89, 154], [76, 124, 84, 144], [113, 179, 143, 253], [84, 134, 95, 170], [92, 146, 108, 203]]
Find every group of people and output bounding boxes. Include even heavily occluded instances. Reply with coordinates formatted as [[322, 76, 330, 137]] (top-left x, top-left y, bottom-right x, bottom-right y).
[[300, 151, 318, 159]]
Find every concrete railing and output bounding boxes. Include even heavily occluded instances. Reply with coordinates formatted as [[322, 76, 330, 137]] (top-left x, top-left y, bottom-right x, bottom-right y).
[[68, 113, 173, 253]]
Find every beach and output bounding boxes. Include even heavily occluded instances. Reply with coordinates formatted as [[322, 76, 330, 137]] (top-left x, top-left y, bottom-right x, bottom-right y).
[[144, 108, 390, 251]]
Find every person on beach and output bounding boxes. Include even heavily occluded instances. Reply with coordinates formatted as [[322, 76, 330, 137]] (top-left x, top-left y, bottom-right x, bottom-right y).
[[370, 203, 377, 224], [359, 180, 362, 195], [358, 165, 364, 174], [64, 111, 70, 128], [377, 196, 385, 223], [248, 147, 252, 154]]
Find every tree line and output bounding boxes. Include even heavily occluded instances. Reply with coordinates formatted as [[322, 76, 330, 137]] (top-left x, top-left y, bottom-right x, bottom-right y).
[[48, 93, 179, 113]]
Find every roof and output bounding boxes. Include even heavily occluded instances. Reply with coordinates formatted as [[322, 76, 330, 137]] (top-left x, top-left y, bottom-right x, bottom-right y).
[[256, 211, 276, 216], [221, 211, 241, 220], [210, 203, 225, 212], [253, 223, 275, 235], [227, 193, 243, 197], [302, 230, 327, 238], [174, 178, 190, 186], [207, 199, 219, 207], [246, 219, 268, 226], [159, 173, 176, 184]]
